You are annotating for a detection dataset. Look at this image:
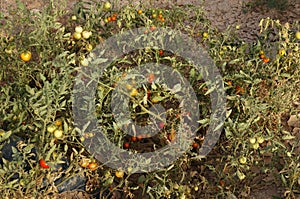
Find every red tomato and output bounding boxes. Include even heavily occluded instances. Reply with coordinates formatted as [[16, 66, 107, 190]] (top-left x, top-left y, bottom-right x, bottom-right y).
[[123, 142, 130, 149], [131, 136, 137, 142], [159, 49, 163, 56], [147, 90, 151, 99], [192, 142, 199, 149], [39, 159, 50, 169]]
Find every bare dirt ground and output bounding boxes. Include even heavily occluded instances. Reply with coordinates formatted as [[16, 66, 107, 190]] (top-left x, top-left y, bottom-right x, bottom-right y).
[[0, 0, 299, 198]]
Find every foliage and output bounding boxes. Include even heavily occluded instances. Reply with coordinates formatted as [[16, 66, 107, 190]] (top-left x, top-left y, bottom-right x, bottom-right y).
[[0, 0, 299, 198]]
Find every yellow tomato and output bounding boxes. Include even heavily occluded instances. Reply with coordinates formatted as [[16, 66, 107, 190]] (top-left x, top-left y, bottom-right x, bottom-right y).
[[73, 32, 81, 40], [47, 124, 57, 133], [115, 170, 124, 178], [130, 88, 138, 97], [55, 119, 62, 126], [296, 31, 300, 40], [202, 32, 208, 38], [75, 26, 83, 33], [54, 129, 63, 139], [86, 44, 93, 52], [239, 157, 247, 164], [80, 158, 90, 168], [20, 51, 32, 62], [252, 143, 259, 149], [278, 49, 286, 56], [257, 136, 265, 144], [82, 30, 92, 39], [103, 2, 111, 10], [125, 84, 133, 90], [249, 137, 256, 144], [259, 50, 264, 55]]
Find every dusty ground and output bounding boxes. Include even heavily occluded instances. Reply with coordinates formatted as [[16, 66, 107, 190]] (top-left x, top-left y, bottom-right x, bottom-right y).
[[0, 0, 299, 198]]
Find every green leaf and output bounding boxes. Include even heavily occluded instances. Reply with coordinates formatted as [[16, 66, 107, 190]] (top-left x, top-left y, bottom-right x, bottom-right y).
[[0, 130, 12, 142]]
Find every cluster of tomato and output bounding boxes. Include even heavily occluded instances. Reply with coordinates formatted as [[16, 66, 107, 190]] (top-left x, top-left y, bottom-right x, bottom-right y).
[[104, 13, 118, 23], [259, 50, 270, 63], [137, 9, 166, 23]]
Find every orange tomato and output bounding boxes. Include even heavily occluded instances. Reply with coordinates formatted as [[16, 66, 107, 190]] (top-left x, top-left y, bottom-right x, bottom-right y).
[[262, 57, 270, 63], [137, 10, 143, 14], [111, 16, 117, 21], [259, 54, 265, 59], [88, 162, 98, 171], [150, 26, 156, 31]]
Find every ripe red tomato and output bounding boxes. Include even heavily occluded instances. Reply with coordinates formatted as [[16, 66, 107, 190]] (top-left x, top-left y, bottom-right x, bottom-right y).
[[159, 49, 163, 56], [130, 136, 137, 142], [39, 159, 50, 169], [192, 142, 199, 149], [123, 142, 130, 149], [147, 90, 151, 99]]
